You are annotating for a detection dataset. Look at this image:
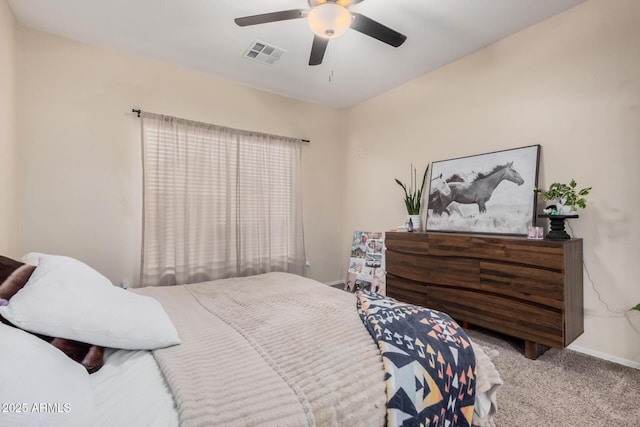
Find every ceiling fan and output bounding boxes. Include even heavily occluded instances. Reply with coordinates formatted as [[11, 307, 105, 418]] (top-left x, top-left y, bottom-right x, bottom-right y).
[[234, 0, 407, 66]]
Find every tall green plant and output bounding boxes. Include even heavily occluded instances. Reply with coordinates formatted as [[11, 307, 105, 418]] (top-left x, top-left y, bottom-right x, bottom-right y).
[[395, 164, 429, 215]]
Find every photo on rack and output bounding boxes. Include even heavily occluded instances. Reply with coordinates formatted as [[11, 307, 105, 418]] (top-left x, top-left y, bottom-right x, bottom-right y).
[[345, 231, 386, 294]]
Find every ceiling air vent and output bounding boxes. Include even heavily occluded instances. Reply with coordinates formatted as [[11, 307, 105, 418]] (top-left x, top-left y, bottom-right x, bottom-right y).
[[243, 40, 286, 65]]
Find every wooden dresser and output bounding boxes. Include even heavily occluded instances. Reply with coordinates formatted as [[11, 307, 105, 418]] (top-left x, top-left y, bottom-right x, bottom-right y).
[[385, 231, 583, 359]]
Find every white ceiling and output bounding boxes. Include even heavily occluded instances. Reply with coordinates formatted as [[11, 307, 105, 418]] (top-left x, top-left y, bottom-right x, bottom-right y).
[[8, 0, 585, 109]]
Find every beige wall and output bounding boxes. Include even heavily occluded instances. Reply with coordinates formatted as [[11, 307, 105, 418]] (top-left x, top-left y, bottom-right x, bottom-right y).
[[344, 0, 640, 364], [16, 28, 347, 286], [14, 0, 640, 364], [0, 0, 19, 256]]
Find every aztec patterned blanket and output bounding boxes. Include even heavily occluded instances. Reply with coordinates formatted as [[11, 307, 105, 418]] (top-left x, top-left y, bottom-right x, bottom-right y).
[[357, 291, 476, 427]]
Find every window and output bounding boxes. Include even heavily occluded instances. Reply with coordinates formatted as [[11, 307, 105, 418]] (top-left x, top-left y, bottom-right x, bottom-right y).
[[141, 113, 305, 286]]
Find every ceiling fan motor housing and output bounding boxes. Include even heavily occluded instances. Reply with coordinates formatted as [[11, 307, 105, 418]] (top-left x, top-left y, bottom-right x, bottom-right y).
[[307, 0, 364, 8]]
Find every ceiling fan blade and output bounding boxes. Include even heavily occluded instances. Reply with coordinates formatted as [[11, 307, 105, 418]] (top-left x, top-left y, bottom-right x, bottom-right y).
[[234, 9, 307, 27], [350, 13, 407, 47], [309, 36, 329, 66]]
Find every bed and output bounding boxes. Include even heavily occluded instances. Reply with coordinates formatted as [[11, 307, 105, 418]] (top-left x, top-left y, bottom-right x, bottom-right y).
[[0, 254, 502, 427]]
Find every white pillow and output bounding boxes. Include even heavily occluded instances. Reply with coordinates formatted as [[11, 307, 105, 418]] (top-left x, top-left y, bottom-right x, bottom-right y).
[[0, 254, 180, 350], [0, 323, 95, 427], [21, 252, 42, 266]]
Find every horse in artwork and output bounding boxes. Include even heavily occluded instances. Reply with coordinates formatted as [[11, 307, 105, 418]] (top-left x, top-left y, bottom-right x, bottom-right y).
[[428, 173, 465, 216], [428, 174, 455, 216], [430, 173, 451, 196], [443, 161, 524, 214]]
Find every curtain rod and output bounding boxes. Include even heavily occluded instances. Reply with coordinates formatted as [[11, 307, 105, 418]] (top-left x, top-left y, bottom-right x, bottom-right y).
[[131, 108, 310, 144]]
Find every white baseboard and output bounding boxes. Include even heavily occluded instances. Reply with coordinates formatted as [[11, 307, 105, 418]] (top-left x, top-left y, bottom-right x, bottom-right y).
[[568, 344, 640, 370]]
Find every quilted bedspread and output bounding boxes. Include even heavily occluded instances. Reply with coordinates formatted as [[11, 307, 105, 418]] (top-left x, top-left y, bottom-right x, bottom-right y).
[[357, 291, 476, 427], [135, 272, 387, 426]]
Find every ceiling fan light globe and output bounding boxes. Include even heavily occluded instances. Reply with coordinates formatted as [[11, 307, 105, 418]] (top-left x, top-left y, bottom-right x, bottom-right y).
[[308, 3, 352, 39]]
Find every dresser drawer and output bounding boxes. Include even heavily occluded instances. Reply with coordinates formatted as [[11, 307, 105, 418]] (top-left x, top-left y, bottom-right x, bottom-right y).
[[386, 250, 480, 290]]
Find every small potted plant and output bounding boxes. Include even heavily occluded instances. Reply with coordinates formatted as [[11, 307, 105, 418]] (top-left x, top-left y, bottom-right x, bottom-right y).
[[534, 179, 592, 215], [395, 164, 429, 231]]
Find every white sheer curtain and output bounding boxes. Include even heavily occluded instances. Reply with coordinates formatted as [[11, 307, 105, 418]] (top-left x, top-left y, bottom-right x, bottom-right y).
[[140, 112, 306, 286]]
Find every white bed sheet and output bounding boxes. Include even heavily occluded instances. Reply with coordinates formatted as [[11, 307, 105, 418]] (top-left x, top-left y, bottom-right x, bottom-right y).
[[89, 348, 178, 427]]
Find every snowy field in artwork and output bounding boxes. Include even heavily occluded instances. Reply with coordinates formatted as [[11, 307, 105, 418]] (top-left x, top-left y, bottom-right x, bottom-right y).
[[426, 202, 532, 234]]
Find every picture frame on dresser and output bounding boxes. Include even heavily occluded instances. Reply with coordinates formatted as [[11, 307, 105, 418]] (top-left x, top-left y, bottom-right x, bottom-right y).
[[426, 144, 541, 236]]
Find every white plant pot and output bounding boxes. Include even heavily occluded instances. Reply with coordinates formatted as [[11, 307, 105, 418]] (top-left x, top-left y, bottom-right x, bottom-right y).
[[557, 198, 577, 215], [407, 214, 422, 231]]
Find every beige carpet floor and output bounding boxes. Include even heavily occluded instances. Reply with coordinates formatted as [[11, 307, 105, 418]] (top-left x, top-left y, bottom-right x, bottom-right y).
[[467, 327, 640, 427]]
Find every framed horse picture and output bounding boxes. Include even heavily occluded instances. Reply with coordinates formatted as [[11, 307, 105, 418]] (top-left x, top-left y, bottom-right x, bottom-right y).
[[426, 145, 541, 235]]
